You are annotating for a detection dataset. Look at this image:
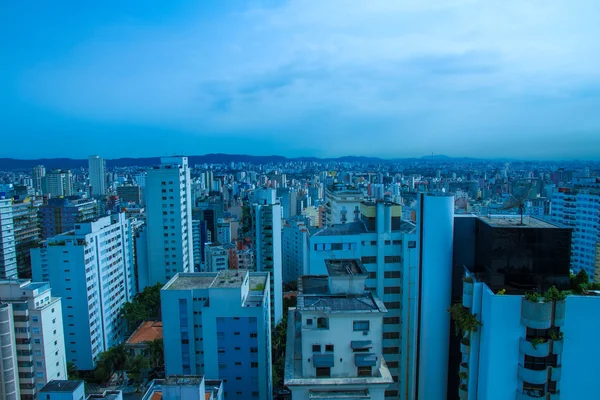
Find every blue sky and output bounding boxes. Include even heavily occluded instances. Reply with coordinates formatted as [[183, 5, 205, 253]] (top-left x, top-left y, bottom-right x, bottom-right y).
[[2, 0, 600, 160]]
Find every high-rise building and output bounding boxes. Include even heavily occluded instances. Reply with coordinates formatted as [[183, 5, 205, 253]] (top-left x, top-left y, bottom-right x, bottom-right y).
[[401, 193, 455, 400], [88, 156, 106, 196], [450, 214, 585, 399], [144, 157, 194, 285], [41, 170, 73, 197], [0, 302, 20, 399], [39, 197, 98, 240], [31, 214, 136, 370], [284, 259, 394, 399], [204, 243, 229, 272], [550, 178, 600, 279], [161, 269, 272, 400], [309, 200, 416, 400], [0, 198, 17, 279], [252, 188, 283, 326], [324, 184, 364, 226], [0, 280, 67, 400], [117, 184, 142, 205], [282, 217, 309, 284], [31, 165, 46, 195], [11, 198, 42, 278], [216, 219, 231, 244]]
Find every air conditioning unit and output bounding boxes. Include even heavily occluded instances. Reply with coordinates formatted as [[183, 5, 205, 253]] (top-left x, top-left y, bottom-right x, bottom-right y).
[[362, 331, 369, 336]]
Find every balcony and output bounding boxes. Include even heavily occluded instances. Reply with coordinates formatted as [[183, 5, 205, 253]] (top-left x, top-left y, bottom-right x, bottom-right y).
[[458, 384, 468, 399], [552, 340, 563, 355], [521, 299, 552, 329], [516, 390, 560, 399], [460, 338, 471, 356], [520, 338, 550, 357], [518, 365, 548, 385], [463, 280, 474, 308], [554, 301, 566, 326], [518, 365, 561, 385]]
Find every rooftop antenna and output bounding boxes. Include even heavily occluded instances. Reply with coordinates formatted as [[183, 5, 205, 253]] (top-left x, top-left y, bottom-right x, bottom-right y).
[[501, 181, 533, 226]]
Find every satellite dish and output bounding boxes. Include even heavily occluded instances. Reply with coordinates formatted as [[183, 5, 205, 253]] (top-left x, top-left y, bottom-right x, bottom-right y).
[[501, 182, 533, 225]]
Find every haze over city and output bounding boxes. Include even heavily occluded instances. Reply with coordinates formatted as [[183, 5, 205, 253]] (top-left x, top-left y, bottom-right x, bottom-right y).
[[3, 0, 600, 160]]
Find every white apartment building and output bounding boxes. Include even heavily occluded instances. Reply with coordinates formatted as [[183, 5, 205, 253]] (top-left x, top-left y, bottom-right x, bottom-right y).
[[31, 213, 136, 370], [284, 259, 393, 399], [550, 182, 600, 279], [309, 201, 415, 400], [32, 165, 46, 195], [253, 189, 283, 326], [204, 243, 229, 272], [161, 270, 272, 400], [0, 198, 17, 279], [145, 157, 194, 285], [141, 376, 224, 400], [42, 170, 73, 197], [216, 219, 231, 244], [325, 184, 364, 226], [282, 217, 309, 284], [88, 156, 106, 196], [0, 280, 67, 400]]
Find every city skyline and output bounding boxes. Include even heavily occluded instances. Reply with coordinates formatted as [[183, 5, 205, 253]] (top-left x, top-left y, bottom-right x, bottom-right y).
[[3, 1, 600, 160]]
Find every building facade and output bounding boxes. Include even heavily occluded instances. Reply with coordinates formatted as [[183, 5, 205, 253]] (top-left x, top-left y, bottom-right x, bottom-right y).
[[309, 201, 415, 400], [161, 270, 272, 400], [145, 157, 194, 285], [324, 184, 364, 226], [0, 280, 67, 400], [88, 156, 106, 196], [11, 198, 42, 278], [0, 198, 17, 279], [282, 217, 309, 284], [284, 259, 393, 399], [550, 180, 600, 279], [252, 189, 283, 326], [31, 165, 46, 195], [39, 197, 98, 240], [31, 214, 136, 370], [42, 170, 73, 197]]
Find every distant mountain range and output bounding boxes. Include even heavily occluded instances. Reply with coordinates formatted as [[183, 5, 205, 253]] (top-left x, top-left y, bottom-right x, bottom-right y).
[[0, 153, 484, 170]]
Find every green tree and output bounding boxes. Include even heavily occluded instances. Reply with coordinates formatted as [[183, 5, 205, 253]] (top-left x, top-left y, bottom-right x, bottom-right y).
[[571, 270, 589, 294], [147, 338, 164, 369], [67, 361, 78, 380], [121, 283, 163, 331]]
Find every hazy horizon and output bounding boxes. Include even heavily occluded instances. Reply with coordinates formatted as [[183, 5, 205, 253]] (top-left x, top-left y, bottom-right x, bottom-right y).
[[3, 1, 600, 160]]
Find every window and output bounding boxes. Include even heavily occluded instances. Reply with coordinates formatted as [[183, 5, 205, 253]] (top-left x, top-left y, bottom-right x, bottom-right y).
[[384, 286, 401, 294], [384, 255, 402, 263], [317, 317, 329, 329], [383, 347, 399, 354], [383, 332, 400, 339], [361, 256, 377, 264], [306, 319, 313, 326], [353, 320, 370, 331], [385, 301, 400, 309], [251, 362, 259, 368], [316, 367, 331, 378], [218, 347, 225, 354], [357, 366, 371, 377], [522, 382, 545, 398], [384, 271, 401, 278], [325, 344, 334, 352], [32, 316, 39, 323], [312, 344, 321, 353]]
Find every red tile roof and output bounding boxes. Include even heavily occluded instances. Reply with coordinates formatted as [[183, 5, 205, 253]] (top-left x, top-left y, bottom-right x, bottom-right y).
[[126, 321, 163, 344]]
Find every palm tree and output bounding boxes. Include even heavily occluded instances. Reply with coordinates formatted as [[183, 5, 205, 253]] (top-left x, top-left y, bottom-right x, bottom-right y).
[[147, 339, 164, 369]]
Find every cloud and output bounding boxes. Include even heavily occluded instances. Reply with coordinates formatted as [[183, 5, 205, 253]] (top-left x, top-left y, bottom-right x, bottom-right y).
[[5, 0, 600, 158]]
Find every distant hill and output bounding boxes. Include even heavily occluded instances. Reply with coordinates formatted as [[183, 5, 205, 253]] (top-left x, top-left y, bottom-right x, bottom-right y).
[[0, 153, 490, 170], [0, 154, 395, 170]]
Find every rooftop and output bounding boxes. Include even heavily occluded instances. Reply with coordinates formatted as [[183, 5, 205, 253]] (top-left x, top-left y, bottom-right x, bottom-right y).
[[312, 221, 367, 237], [297, 276, 386, 314], [165, 375, 204, 386], [164, 274, 218, 290], [325, 259, 367, 277], [126, 321, 163, 345], [39, 380, 84, 392], [478, 215, 561, 229]]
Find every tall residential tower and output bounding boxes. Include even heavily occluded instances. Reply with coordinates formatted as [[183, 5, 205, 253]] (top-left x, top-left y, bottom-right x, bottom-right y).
[[145, 157, 194, 286]]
